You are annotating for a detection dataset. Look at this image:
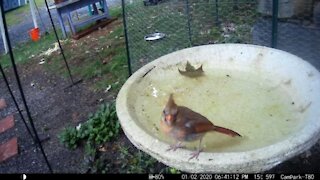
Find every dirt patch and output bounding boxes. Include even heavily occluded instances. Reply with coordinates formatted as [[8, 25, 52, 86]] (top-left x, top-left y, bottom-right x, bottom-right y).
[[0, 17, 168, 173], [0, 58, 102, 173], [0, 20, 123, 173], [0, 16, 319, 174]]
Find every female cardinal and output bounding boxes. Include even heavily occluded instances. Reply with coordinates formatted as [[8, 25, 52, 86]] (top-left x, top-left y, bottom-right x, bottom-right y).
[[160, 94, 241, 160]]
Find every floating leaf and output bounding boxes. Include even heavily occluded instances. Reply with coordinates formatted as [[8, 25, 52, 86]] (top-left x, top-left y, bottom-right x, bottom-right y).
[[178, 61, 204, 78]]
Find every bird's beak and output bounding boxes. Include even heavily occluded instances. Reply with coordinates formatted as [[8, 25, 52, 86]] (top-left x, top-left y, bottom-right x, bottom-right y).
[[165, 115, 173, 121]]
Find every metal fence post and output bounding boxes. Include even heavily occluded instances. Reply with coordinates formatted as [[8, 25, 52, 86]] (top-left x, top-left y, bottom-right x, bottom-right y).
[[215, 0, 219, 26], [0, 0, 53, 173], [122, 0, 132, 76], [186, 0, 192, 47], [271, 0, 278, 48]]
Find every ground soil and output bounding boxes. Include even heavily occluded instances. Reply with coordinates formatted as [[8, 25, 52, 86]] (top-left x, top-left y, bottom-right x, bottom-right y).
[[0, 16, 138, 173], [0, 48, 111, 173], [1, 23, 319, 172], [0, 1, 319, 174]]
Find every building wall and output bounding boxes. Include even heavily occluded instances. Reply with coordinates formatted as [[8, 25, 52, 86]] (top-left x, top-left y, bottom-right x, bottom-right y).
[[3, 0, 27, 12]]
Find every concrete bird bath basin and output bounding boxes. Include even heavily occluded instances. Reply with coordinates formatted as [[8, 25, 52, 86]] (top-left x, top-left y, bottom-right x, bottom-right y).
[[116, 44, 320, 173]]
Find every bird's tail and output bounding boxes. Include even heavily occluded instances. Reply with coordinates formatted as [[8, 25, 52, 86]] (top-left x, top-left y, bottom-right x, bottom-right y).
[[213, 126, 241, 137]]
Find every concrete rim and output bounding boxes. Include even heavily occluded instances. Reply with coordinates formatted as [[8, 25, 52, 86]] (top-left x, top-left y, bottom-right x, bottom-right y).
[[116, 44, 320, 173]]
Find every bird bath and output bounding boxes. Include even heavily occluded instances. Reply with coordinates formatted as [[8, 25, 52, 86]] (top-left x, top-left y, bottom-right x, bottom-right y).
[[116, 44, 320, 173]]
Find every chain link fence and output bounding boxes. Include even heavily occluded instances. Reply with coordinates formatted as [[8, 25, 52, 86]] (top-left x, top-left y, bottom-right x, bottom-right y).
[[122, 0, 320, 73]]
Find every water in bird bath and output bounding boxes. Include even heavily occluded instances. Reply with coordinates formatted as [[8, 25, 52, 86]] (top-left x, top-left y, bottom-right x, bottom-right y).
[[127, 64, 306, 152]]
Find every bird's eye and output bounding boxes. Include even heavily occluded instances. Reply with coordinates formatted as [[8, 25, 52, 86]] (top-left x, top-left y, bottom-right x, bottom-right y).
[[163, 110, 166, 114]]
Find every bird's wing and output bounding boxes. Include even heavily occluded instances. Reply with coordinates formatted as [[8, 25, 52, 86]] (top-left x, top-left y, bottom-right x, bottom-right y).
[[187, 121, 215, 134], [177, 106, 214, 133]]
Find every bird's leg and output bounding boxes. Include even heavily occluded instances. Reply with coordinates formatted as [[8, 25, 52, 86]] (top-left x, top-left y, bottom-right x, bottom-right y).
[[189, 138, 203, 160], [167, 141, 185, 151]]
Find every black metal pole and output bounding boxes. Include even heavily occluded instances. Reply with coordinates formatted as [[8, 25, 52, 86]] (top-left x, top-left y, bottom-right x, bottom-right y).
[[271, 0, 278, 48], [121, 0, 132, 76], [0, 0, 53, 173], [233, 0, 239, 10], [215, 0, 219, 26], [0, 64, 35, 141], [34, 0, 49, 34], [186, 0, 192, 47], [44, 0, 75, 84]]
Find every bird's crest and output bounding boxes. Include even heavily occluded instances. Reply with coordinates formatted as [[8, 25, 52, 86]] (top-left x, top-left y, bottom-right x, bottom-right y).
[[163, 94, 178, 123]]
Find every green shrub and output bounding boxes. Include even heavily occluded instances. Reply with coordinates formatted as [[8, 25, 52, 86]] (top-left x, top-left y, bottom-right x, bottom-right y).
[[59, 126, 79, 150], [59, 102, 120, 150]]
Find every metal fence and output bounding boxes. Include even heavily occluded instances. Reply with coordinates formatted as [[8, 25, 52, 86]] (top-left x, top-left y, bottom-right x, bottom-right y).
[[122, 0, 320, 73]]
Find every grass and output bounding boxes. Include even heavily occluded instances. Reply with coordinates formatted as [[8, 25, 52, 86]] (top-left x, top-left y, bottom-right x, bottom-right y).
[[116, 147, 158, 173], [58, 101, 177, 174], [126, 1, 191, 72], [125, 0, 259, 72], [1, 1, 257, 89], [4, 0, 45, 26], [41, 6, 127, 92], [1, 5, 127, 93], [1, 0, 63, 68], [0, 30, 62, 68], [0, 1, 260, 173], [84, 144, 181, 173]]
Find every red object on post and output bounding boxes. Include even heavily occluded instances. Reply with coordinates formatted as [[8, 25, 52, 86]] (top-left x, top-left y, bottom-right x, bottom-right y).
[[29, 27, 40, 42], [54, 0, 67, 4]]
